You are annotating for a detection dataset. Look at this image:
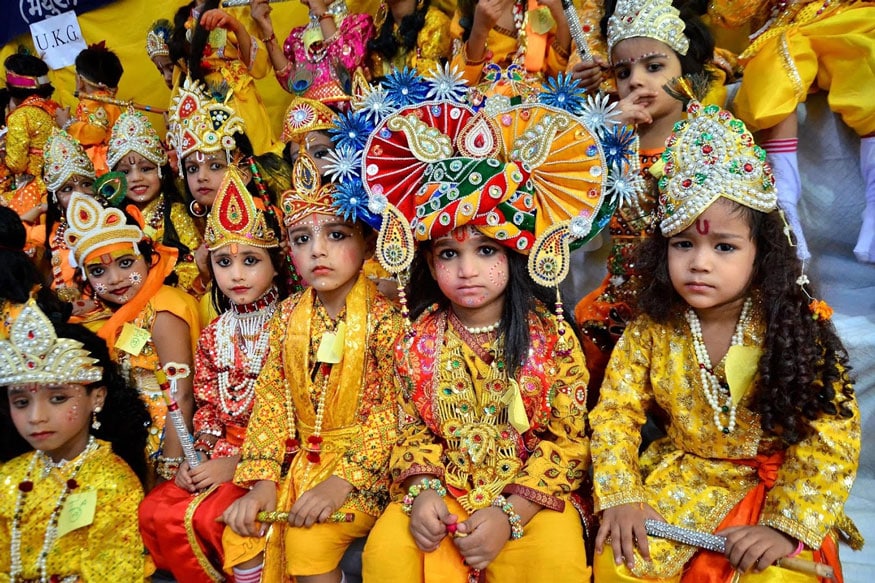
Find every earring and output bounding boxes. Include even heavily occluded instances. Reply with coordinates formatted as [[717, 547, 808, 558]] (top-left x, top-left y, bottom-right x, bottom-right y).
[[189, 200, 207, 217], [91, 406, 102, 431], [51, 190, 58, 206]]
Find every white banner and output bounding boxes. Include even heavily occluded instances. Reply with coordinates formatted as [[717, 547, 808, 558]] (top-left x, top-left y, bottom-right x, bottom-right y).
[[29, 11, 87, 70]]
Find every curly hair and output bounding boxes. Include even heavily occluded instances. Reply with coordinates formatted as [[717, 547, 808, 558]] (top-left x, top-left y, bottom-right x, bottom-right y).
[[636, 201, 855, 444], [407, 240, 579, 377], [368, 0, 431, 63]]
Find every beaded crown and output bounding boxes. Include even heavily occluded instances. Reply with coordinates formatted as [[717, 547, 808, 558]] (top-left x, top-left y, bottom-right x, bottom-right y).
[[656, 100, 777, 237], [0, 299, 103, 386], [281, 154, 337, 227], [43, 128, 96, 193], [205, 165, 279, 250], [146, 19, 172, 59], [281, 96, 337, 144], [167, 76, 245, 163], [65, 192, 144, 267], [107, 108, 168, 170], [607, 0, 689, 56]]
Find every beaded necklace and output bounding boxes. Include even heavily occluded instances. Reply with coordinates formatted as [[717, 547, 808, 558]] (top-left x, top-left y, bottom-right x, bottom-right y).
[[685, 297, 752, 434], [144, 195, 166, 232], [214, 287, 278, 416], [10, 436, 98, 583]]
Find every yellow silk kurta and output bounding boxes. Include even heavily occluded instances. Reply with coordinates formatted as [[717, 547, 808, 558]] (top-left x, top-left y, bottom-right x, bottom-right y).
[[140, 195, 203, 295], [369, 7, 454, 78], [0, 440, 146, 582], [590, 313, 861, 579]]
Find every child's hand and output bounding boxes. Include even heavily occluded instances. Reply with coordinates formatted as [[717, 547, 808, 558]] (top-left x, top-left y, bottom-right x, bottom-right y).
[[472, 0, 514, 34], [453, 507, 511, 569], [250, 0, 273, 29], [301, 0, 330, 15], [200, 9, 241, 34], [537, 0, 566, 24], [409, 489, 457, 552], [195, 243, 211, 279], [55, 107, 71, 128], [70, 297, 98, 317], [286, 475, 353, 528], [570, 57, 609, 93], [188, 455, 239, 490], [719, 525, 796, 573], [595, 502, 664, 569], [20, 203, 47, 224], [220, 480, 276, 537], [617, 87, 657, 125]]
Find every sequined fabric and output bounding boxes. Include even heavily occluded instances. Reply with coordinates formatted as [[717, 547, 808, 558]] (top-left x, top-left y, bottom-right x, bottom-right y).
[[2, 96, 58, 215], [369, 7, 453, 78]]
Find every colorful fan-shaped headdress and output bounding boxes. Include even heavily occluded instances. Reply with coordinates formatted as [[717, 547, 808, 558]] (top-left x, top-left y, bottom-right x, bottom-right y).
[[43, 128, 96, 194], [167, 76, 245, 169], [205, 165, 279, 250], [65, 192, 144, 269], [146, 19, 172, 59], [0, 299, 103, 386], [607, 0, 689, 56], [107, 108, 168, 171], [655, 100, 777, 237]]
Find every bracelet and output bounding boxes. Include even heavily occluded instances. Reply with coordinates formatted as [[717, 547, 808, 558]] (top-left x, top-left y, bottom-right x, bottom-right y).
[[155, 455, 185, 480], [318, 12, 334, 22], [787, 539, 804, 558], [401, 477, 447, 516], [462, 41, 491, 66], [491, 495, 524, 540], [262, 32, 276, 44]]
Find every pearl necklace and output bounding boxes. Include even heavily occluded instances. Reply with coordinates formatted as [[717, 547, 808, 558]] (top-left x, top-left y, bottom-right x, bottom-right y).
[[215, 288, 278, 416], [685, 297, 752, 434], [10, 436, 98, 583], [462, 320, 502, 335]]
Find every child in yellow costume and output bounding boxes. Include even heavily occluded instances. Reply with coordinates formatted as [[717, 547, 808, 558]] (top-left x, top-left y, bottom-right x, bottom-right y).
[[0, 300, 152, 581], [220, 153, 404, 583], [367, 0, 453, 78], [590, 99, 862, 582], [710, 0, 875, 262], [353, 76, 613, 582]]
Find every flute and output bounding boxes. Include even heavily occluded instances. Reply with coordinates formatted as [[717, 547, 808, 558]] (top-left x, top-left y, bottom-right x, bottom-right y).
[[256, 511, 355, 523], [73, 91, 167, 115], [561, 0, 593, 62], [221, 0, 291, 7], [157, 363, 200, 469]]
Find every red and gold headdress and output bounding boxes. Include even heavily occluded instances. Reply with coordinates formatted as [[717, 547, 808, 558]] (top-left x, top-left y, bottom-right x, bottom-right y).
[[0, 299, 103, 386], [205, 165, 279, 251], [107, 108, 168, 170], [43, 128, 96, 194], [65, 192, 144, 268], [167, 76, 245, 165], [280, 154, 338, 227], [281, 95, 338, 144]]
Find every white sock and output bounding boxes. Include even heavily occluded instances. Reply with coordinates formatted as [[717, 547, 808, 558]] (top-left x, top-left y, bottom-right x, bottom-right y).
[[764, 139, 809, 260], [233, 563, 263, 583], [854, 136, 875, 263]]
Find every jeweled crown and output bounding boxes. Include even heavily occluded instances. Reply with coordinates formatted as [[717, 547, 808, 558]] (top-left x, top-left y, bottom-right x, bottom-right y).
[[204, 166, 279, 250], [65, 193, 144, 267], [281, 96, 337, 144], [607, 0, 689, 56], [281, 154, 337, 227], [107, 108, 168, 170], [146, 19, 172, 59], [167, 76, 245, 163], [0, 299, 103, 386], [43, 128, 96, 193]]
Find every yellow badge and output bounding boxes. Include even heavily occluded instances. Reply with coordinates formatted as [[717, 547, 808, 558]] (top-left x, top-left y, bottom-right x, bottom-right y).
[[527, 6, 556, 35], [502, 379, 531, 434], [114, 322, 151, 356], [57, 490, 97, 538], [316, 321, 346, 364], [725, 345, 761, 406], [302, 26, 324, 52]]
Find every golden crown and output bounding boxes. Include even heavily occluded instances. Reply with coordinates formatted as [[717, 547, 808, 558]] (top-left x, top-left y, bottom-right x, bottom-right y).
[[204, 166, 279, 250], [43, 128, 96, 193], [0, 299, 103, 386], [656, 101, 777, 237], [281, 154, 337, 227], [65, 193, 144, 267], [167, 76, 245, 163], [607, 0, 689, 57], [281, 95, 338, 144], [146, 19, 172, 59], [107, 108, 168, 170]]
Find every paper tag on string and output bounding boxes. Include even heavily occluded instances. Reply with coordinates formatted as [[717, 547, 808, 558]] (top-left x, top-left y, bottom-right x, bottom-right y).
[[502, 379, 531, 434], [57, 490, 96, 538], [114, 323, 150, 356], [316, 321, 346, 364], [725, 345, 761, 406]]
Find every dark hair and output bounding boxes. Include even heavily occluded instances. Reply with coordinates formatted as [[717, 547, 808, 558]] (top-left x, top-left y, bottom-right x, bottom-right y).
[[75, 45, 124, 89], [0, 322, 151, 485], [601, 0, 714, 76], [185, 0, 221, 84], [407, 241, 576, 377], [4, 54, 54, 100], [368, 0, 431, 64], [456, 0, 476, 42], [168, 1, 197, 72], [636, 200, 855, 444]]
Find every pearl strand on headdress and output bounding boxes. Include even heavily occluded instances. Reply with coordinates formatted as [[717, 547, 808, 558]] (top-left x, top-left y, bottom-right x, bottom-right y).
[[10, 436, 98, 583], [685, 297, 752, 434]]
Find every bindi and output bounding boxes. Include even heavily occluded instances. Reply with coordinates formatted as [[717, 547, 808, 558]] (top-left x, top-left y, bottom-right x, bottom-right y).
[[695, 219, 710, 235]]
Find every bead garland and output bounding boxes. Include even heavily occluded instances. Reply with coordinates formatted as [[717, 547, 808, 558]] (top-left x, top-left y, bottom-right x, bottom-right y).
[[685, 297, 752, 434], [215, 287, 278, 417], [10, 436, 98, 583], [492, 494, 524, 540], [401, 477, 447, 516]]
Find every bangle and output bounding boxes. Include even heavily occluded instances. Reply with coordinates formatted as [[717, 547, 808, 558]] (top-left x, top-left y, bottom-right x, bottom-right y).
[[262, 32, 276, 44], [787, 539, 804, 558], [492, 495, 524, 540], [317, 12, 333, 22], [462, 41, 491, 66], [401, 477, 447, 516]]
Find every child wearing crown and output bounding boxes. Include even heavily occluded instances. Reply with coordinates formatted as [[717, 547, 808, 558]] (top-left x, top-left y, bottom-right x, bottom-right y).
[[64, 192, 201, 488], [107, 108, 203, 296], [0, 300, 152, 581], [220, 153, 404, 583], [590, 101, 861, 581], [138, 166, 288, 583], [146, 19, 177, 91]]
